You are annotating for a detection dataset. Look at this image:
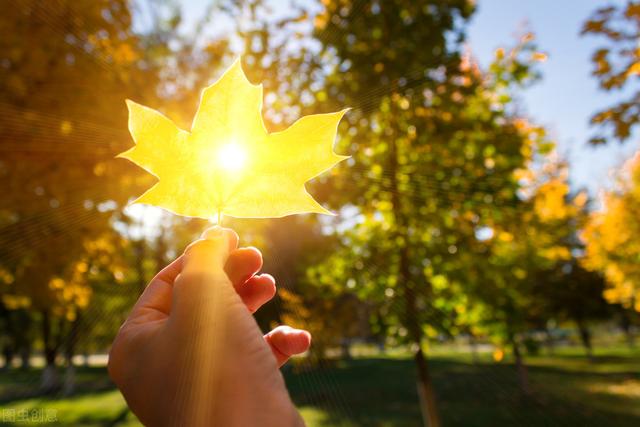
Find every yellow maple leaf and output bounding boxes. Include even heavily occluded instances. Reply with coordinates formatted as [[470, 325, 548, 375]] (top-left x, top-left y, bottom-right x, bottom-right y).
[[118, 59, 348, 220]]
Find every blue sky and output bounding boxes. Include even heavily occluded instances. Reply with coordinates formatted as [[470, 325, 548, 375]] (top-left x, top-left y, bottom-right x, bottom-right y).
[[169, 0, 639, 194], [468, 0, 638, 194]]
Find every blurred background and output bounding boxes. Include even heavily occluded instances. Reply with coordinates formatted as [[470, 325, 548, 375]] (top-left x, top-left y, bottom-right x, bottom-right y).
[[1, 0, 639, 426]]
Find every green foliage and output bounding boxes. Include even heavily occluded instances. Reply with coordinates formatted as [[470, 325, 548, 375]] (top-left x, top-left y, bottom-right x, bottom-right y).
[[309, 24, 548, 349]]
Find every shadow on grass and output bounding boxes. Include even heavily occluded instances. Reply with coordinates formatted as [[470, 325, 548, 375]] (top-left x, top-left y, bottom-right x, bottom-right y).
[[103, 407, 131, 427], [0, 355, 638, 427], [0, 366, 114, 404], [284, 357, 640, 427]]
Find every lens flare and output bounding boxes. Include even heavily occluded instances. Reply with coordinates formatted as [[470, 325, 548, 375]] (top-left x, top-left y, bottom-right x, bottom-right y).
[[217, 143, 247, 172]]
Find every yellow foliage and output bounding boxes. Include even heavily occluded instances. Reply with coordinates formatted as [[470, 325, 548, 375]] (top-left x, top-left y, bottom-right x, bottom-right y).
[[532, 52, 548, 62], [0, 268, 14, 285], [534, 178, 570, 221], [119, 59, 348, 220], [583, 151, 640, 311], [497, 231, 513, 242], [573, 191, 588, 208], [1, 294, 31, 310], [540, 245, 571, 261], [513, 268, 527, 280], [626, 61, 640, 77], [278, 288, 310, 329], [521, 33, 535, 43]]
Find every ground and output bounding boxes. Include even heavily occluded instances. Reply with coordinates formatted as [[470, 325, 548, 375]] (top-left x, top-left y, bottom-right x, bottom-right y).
[[0, 346, 638, 426]]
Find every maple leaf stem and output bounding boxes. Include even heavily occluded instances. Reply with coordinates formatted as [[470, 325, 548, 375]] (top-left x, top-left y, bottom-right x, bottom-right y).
[[217, 211, 222, 226]]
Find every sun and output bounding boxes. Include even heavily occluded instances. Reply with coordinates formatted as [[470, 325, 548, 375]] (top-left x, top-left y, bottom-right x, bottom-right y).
[[217, 142, 247, 172]]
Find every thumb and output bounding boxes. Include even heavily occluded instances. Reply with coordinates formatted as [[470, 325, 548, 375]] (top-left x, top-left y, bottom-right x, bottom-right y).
[[169, 226, 239, 327], [182, 226, 238, 276]]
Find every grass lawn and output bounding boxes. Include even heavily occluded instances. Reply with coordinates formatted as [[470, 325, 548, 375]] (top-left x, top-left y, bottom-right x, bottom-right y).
[[0, 346, 638, 426]]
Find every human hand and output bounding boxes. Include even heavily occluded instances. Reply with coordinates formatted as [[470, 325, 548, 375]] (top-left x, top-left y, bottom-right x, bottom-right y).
[[108, 227, 310, 426]]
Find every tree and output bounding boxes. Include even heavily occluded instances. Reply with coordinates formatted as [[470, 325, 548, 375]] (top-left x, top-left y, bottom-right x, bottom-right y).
[[468, 115, 602, 387], [583, 151, 640, 313], [543, 261, 610, 360], [0, 0, 168, 389], [306, 2, 565, 421], [0, 268, 34, 370], [582, 2, 640, 144], [311, 1, 474, 423]]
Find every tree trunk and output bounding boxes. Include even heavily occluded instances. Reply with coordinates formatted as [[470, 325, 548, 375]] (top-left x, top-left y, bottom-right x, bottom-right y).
[[469, 334, 479, 364], [41, 364, 58, 392], [0, 303, 16, 370], [388, 95, 440, 426], [399, 244, 440, 427], [16, 310, 33, 369], [40, 310, 59, 392], [63, 364, 77, 396], [19, 343, 31, 370], [310, 341, 328, 367], [624, 327, 635, 349], [577, 321, 594, 361], [414, 345, 440, 427], [544, 328, 555, 356], [619, 310, 635, 349], [340, 339, 352, 360], [62, 313, 81, 396], [511, 337, 531, 395], [2, 345, 14, 370]]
